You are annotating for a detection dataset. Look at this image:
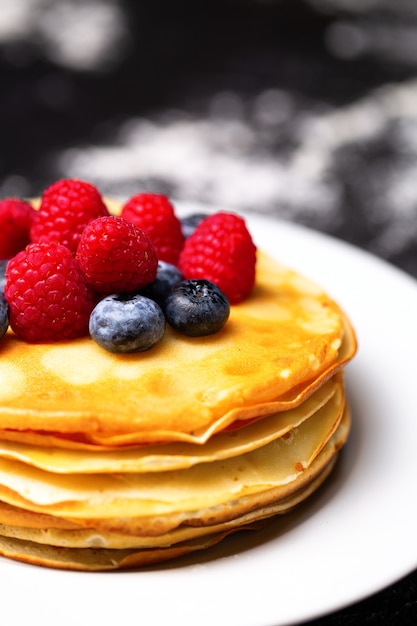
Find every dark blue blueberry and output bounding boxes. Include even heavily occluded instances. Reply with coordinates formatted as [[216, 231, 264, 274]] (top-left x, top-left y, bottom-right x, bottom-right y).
[[165, 279, 230, 337], [0, 260, 9, 293], [180, 213, 207, 239], [0, 292, 9, 341], [140, 261, 183, 308], [89, 294, 165, 353]]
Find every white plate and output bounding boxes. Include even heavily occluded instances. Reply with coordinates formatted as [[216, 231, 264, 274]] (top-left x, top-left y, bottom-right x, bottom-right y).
[[2, 211, 417, 626]]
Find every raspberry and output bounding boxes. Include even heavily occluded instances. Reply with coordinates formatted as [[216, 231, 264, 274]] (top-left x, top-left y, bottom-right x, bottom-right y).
[[0, 198, 36, 259], [178, 212, 257, 304], [121, 193, 184, 264], [4, 242, 94, 342], [30, 178, 109, 254], [76, 216, 158, 294]]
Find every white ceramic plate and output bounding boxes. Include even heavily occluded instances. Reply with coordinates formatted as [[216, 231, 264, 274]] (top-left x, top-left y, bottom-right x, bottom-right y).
[[2, 211, 417, 626]]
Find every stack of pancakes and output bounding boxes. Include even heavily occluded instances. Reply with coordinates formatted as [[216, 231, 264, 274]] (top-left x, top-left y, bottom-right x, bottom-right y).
[[0, 227, 356, 570]]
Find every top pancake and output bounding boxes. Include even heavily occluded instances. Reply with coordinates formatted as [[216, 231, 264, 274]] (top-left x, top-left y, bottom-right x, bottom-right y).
[[0, 208, 356, 445]]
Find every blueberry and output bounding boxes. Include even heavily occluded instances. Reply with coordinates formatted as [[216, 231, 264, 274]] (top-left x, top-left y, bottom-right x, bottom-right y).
[[165, 279, 230, 337], [140, 261, 183, 308], [89, 294, 165, 353], [0, 292, 9, 341], [180, 213, 207, 239]]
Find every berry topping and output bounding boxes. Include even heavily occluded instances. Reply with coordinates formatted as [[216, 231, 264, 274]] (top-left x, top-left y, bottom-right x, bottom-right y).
[[76, 216, 158, 294], [89, 294, 166, 353], [4, 242, 94, 342], [0, 292, 9, 340], [30, 178, 109, 254], [0, 198, 36, 259], [179, 212, 257, 304], [140, 260, 184, 308], [0, 181, 256, 348], [165, 279, 230, 337], [121, 193, 184, 264]]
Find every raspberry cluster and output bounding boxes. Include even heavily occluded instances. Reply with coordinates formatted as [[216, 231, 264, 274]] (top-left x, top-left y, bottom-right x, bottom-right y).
[[0, 178, 257, 346]]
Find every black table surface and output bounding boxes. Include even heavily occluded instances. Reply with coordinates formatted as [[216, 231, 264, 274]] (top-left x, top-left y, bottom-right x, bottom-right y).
[[1, 1, 417, 623]]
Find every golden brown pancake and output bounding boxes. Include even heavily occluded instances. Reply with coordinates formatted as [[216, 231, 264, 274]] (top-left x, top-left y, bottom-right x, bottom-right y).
[[0, 475, 330, 571], [0, 252, 354, 445], [0, 405, 349, 537], [0, 199, 357, 569], [0, 410, 347, 570], [0, 374, 343, 472]]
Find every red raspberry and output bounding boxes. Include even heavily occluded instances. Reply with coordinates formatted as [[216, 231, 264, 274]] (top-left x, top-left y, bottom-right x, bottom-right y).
[[4, 242, 95, 342], [0, 198, 36, 259], [76, 216, 158, 294], [179, 212, 257, 304], [121, 193, 184, 264], [30, 178, 109, 254]]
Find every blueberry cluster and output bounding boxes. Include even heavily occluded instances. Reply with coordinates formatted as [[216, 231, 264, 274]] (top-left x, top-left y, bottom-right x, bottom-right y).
[[89, 261, 230, 354]]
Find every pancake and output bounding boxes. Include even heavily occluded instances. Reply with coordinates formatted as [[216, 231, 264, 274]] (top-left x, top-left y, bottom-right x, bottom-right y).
[[0, 404, 349, 537], [0, 415, 346, 570], [0, 464, 335, 571], [0, 374, 343, 472], [0, 251, 355, 445], [0, 197, 357, 569], [0, 455, 337, 553]]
